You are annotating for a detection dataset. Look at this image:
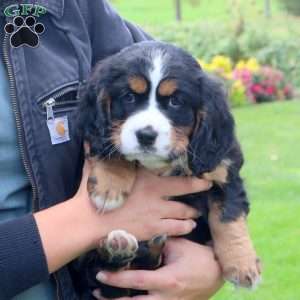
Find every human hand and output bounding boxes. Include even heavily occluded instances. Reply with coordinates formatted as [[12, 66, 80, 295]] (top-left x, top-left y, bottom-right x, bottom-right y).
[[73, 162, 212, 247], [99, 168, 212, 242], [93, 238, 223, 300]]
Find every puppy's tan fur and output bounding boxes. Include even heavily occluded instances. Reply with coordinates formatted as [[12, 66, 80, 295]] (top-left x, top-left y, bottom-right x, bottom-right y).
[[170, 127, 191, 155], [203, 159, 232, 184], [128, 76, 148, 94], [158, 79, 177, 97], [88, 158, 137, 209], [208, 201, 261, 287]]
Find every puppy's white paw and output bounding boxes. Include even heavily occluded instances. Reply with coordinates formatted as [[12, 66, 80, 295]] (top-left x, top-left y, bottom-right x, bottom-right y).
[[90, 192, 125, 212], [87, 175, 125, 212], [102, 230, 138, 262]]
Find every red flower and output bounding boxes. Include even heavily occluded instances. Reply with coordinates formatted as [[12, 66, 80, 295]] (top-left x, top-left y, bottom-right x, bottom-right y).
[[266, 86, 276, 95], [284, 85, 293, 98], [251, 84, 263, 94]]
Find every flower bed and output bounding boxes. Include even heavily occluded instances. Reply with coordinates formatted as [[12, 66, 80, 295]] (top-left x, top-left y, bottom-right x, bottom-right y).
[[198, 56, 294, 107]]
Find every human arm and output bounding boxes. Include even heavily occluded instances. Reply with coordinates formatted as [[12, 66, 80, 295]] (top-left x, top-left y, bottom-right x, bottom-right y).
[[36, 162, 212, 274], [94, 238, 223, 300], [79, 0, 152, 65], [0, 161, 211, 299]]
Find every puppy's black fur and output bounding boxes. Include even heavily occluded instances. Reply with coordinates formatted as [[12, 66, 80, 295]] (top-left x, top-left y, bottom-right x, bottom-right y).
[[74, 41, 249, 298]]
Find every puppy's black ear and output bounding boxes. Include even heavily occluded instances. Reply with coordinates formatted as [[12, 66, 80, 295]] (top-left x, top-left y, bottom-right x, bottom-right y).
[[188, 73, 235, 175], [77, 61, 112, 158]]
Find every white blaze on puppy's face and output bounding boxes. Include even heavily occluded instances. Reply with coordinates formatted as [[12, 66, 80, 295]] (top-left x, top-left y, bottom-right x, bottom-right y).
[[120, 52, 172, 167]]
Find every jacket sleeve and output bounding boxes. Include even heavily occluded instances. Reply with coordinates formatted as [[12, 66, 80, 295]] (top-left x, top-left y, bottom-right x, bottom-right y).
[[0, 215, 49, 299], [82, 0, 152, 66]]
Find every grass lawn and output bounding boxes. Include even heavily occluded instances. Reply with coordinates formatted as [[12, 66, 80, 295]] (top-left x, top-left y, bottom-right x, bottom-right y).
[[214, 100, 300, 300], [110, 0, 283, 25], [110, 0, 300, 47]]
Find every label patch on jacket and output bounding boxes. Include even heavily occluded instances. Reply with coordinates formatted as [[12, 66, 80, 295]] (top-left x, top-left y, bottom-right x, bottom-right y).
[[4, 4, 46, 48], [47, 116, 71, 145]]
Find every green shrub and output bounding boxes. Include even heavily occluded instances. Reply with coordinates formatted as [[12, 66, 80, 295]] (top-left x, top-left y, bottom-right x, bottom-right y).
[[279, 0, 300, 16], [149, 22, 300, 89], [229, 84, 248, 107], [255, 39, 300, 88]]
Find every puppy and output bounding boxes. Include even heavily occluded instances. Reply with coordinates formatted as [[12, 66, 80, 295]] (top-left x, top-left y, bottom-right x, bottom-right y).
[[76, 41, 261, 299]]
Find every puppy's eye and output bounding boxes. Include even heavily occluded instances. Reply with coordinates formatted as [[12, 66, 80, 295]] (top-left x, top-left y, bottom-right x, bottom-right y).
[[169, 97, 183, 108], [123, 93, 135, 104]]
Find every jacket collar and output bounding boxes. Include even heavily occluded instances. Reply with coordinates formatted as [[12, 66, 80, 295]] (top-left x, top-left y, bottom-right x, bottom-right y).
[[1, 0, 64, 18]]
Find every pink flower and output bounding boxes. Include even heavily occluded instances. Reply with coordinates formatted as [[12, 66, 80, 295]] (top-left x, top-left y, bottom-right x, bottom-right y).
[[266, 86, 276, 95], [233, 68, 253, 86], [251, 84, 263, 94]]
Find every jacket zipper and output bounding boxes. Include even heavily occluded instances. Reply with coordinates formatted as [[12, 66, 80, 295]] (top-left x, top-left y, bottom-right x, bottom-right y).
[[3, 36, 63, 300], [2, 35, 38, 211], [41, 85, 79, 117], [44, 98, 56, 121]]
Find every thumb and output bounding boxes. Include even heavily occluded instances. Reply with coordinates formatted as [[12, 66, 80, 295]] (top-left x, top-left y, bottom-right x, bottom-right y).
[[96, 269, 175, 291], [163, 238, 190, 264], [78, 159, 92, 191]]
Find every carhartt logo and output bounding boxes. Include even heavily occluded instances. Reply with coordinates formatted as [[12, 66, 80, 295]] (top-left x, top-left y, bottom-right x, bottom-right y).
[[3, 4, 46, 48]]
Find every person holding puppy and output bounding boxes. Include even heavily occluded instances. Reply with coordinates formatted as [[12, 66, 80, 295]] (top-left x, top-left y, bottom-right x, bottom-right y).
[[0, 1, 222, 299]]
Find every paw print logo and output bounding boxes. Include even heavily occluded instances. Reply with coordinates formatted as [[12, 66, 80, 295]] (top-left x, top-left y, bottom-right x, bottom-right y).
[[4, 16, 45, 48]]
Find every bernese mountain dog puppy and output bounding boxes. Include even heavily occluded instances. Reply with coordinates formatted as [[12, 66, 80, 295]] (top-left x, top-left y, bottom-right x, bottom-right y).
[[76, 41, 261, 299]]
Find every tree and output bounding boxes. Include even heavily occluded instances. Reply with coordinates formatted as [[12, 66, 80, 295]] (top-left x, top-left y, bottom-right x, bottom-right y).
[[264, 0, 272, 18], [175, 0, 182, 22]]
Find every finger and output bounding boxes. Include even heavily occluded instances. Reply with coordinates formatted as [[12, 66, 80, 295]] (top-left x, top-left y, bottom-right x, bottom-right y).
[[160, 219, 197, 236], [96, 270, 176, 291], [160, 201, 200, 219], [80, 160, 92, 187], [96, 288, 161, 300], [83, 159, 91, 178], [84, 141, 90, 156], [160, 177, 212, 197], [92, 289, 102, 299], [109, 296, 159, 300]]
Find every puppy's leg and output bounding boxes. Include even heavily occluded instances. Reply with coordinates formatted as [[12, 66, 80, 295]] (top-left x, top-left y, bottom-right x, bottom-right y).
[[87, 158, 137, 212], [98, 230, 139, 268], [97, 230, 139, 299], [209, 201, 261, 288], [133, 235, 167, 270]]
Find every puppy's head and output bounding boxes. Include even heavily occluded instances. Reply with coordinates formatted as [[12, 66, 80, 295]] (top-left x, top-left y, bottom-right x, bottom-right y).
[[78, 41, 234, 174]]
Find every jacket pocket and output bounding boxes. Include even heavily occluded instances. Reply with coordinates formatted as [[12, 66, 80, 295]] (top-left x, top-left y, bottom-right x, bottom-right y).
[[31, 80, 84, 210], [37, 81, 80, 116]]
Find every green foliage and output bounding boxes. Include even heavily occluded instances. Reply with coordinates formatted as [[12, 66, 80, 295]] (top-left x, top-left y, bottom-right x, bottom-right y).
[[239, 29, 271, 55], [149, 23, 300, 88], [112, 0, 300, 89], [150, 22, 225, 61], [111, 0, 283, 25], [229, 85, 248, 107], [255, 39, 300, 88], [279, 0, 300, 16]]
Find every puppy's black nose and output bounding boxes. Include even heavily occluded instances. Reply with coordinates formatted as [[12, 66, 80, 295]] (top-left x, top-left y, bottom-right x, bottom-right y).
[[136, 126, 158, 147]]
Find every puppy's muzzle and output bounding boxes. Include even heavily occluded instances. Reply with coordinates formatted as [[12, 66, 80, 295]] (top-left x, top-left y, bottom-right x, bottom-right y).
[[135, 126, 158, 148]]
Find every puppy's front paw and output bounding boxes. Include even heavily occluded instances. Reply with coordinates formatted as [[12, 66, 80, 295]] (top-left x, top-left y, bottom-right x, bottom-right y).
[[88, 175, 125, 212], [87, 158, 136, 212], [208, 202, 262, 290], [100, 230, 139, 265], [148, 235, 167, 267], [223, 256, 262, 289]]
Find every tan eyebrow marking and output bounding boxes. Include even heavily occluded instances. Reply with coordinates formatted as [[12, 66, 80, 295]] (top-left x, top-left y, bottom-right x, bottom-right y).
[[128, 76, 148, 94], [158, 79, 177, 97]]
